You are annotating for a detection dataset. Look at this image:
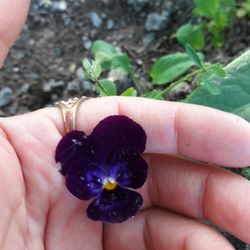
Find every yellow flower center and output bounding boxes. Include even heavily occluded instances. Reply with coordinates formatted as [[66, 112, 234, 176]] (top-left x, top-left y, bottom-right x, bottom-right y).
[[103, 177, 117, 190]]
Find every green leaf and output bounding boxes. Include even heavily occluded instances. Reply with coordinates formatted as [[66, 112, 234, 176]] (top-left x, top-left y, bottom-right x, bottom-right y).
[[150, 52, 203, 85], [82, 58, 102, 81], [91, 40, 132, 73], [91, 40, 118, 57], [143, 89, 164, 100], [91, 40, 119, 70], [232, 103, 250, 122], [95, 79, 117, 96], [241, 167, 250, 179], [184, 50, 250, 122], [185, 43, 203, 67], [112, 54, 132, 73], [176, 24, 205, 51], [207, 65, 226, 77], [121, 87, 137, 96], [193, 0, 220, 17]]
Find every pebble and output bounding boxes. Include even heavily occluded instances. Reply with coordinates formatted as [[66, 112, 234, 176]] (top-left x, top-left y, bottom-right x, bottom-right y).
[[67, 80, 80, 94], [127, 0, 149, 12], [50, 1, 67, 12], [81, 80, 93, 92], [43, 79, 64, 92], [76, 67, 86, 81], [166, 82, 191, 100], [143, 32, 156, 47], [89, 12, 103, 29], [107, 19, 115, 30], [108, 70, 130, 90], [76, 67, 93, 91], [62, 14, 72, 26], [17, 83, 30, 96], [82, 36, 92, 50], [0, 87, 14, 107], [145, 12, 169, 31]]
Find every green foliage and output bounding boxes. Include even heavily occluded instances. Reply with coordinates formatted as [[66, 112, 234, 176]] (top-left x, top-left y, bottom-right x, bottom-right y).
[[91, 40, 145, 94], [91, 40, 132, 72], [176, 23, 205, 50], [185, 44, 204, 68], [95, 79, 117, 96], [121, 87, 137, 96], [143, 90, 164, 100], [84, 41, 229, 101], [82, 58, 102, 81], [240, 167, 250, 180], [237, 0, 250, 18], [193, 0, 220, 17], [150, 52, 203, 85], [184, 50, 250, 122], [176, 0, 236, 48]]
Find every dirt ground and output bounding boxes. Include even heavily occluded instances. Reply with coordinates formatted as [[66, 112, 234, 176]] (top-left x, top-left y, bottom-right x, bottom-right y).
[[0, 0, 250, 248]]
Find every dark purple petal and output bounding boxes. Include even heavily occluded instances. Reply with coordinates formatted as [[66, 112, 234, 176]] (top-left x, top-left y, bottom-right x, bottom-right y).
[[91, 115, 147, 154], [66, 159, 105, 200], [87, 187, 143, 223], [109, 146, 148, 189], [55, 130, 107, 175]]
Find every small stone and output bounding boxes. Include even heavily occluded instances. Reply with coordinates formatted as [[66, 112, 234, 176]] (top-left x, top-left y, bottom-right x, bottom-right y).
[[82, 37, 92, 50], [89, 12, 103, 29], [107, 19, 115, 30], [81, 80, 93, 92], [166, 82, 191, 100], [62, 14, 72, 26], [108, 70, 128, 82], [145, 12, 169, 31], [17, 83, 30, 96], [50, 1, 67, 12], [143, 32, 156, 47], [0, 87, 14, 107], [108, 70, 130, 90], [128, 0, 149, 12], [67, 80, 80, 94], [76, 67, 93, 92], [76, 67, 86, 81], [43, 80, 64, 92]]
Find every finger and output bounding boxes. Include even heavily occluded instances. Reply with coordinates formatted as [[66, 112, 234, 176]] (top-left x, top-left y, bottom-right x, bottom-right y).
[[0, 0, 30, 66], [104, 208, 234, 250], [141, 154, 250, 244], [43, 96, 250, 167]]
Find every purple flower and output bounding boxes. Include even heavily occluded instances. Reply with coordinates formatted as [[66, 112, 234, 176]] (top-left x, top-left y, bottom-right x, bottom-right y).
[[55, 115, 148, 223]]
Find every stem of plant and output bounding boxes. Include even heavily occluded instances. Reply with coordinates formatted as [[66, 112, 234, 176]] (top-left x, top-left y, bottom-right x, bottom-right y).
[[154, 69, 201, 99], [129, 70, 146, 95]]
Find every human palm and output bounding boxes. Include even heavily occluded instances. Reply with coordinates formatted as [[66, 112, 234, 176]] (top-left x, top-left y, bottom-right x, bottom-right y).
[[1, 97, 250, 250], [2, 2, 250, 249]]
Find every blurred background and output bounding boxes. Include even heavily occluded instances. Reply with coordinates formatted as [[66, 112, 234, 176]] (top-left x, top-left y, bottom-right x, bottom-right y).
[[0, 0, 249, 117]]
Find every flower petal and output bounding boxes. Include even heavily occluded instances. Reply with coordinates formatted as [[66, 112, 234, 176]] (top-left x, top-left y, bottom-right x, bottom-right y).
[[91, 115, 147, 154], [55, 130, 107, 175], [87, 187, 143, 223], [110, 146, 148, 189], [66, 159, 105, 200]]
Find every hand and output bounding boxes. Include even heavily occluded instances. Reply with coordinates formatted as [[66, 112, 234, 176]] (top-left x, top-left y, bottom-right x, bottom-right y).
[[0, 0, 29, 66], [1, 97, 250, 249]]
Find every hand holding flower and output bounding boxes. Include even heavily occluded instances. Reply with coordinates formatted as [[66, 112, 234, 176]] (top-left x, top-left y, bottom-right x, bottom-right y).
[[1, 97, 250, 249]]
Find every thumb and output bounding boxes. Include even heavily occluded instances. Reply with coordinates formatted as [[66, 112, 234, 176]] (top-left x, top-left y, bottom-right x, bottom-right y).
[[0, 0, 30, 66]]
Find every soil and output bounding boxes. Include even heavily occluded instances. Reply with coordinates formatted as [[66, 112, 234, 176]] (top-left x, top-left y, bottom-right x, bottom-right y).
[[0, 0, 250, 248]]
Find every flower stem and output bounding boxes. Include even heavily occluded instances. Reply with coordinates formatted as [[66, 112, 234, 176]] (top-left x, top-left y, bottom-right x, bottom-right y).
[[129, 70, 146, 95], [154, 69, 201, 99]]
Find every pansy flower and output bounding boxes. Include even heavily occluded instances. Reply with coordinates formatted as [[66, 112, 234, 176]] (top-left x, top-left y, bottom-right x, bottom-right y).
[[55, 115, 148, 223]]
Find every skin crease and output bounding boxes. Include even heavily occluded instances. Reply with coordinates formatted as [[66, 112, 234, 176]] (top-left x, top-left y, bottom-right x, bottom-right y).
[[1, 2, 250, 249]]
